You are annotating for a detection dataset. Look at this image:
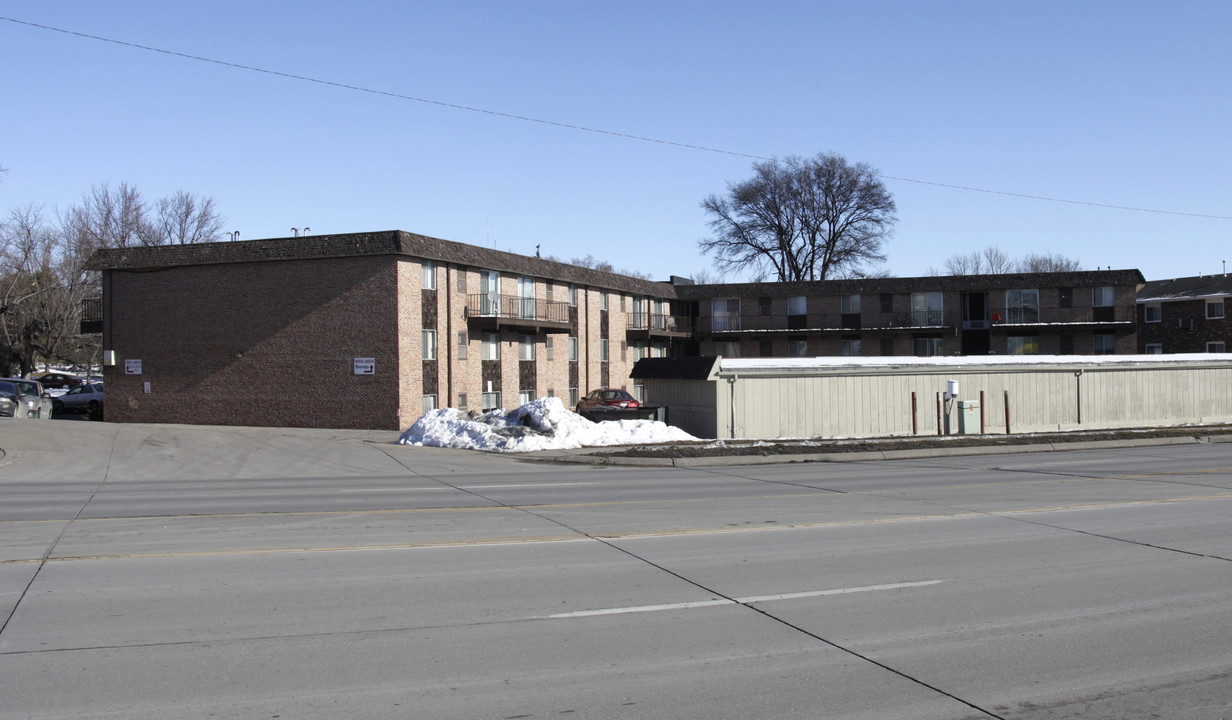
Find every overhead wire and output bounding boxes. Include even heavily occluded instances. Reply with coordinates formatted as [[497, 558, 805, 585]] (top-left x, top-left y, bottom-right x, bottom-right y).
[[3, 15, 1230, 222]]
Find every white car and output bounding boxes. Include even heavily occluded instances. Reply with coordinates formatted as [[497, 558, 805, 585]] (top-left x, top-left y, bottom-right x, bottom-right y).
[[0, 378, 53, 419], [52, 383, 104, 417]]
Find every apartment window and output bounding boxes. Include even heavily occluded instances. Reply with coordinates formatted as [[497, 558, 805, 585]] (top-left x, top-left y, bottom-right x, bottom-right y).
[[545, 336, 554, 361], [651, 341, 665, 358], [569, 336, 578, 362], [481, 332, 500, 361], [1093, 333, 1116, 355], [713, 341, 741, 358], [1207, 300, 1226, 319], [547, 389, 555, 398], [1143, 304, 1162, 323], [481, 391, 501, 412], [457, 268, 467, 294], [545, 283, 554, 302], [880, 338, 894, 356], [712, 298, 740, 331], [841, 337, 861, 356], [631, 341, 645, 360], [1058, 287, 1073, 308], [759, 340, 773, 357], [600, 339, 609, 362], [911, 292, 944, 326], [880, 293, 893, 313], [457, 393, 468, 409], [913, 336, 942, 356], [620, 340, 627, 362], [1007, 335, 1040, 355], [422, 394, 437, 413], [841, 295, 861, 314], [787, 296, 807, 316], [787, 337, 808, 357], [457, 332, 468, 360], [519, 390, 535, 406], [519, 334, 535, 361], [759, 297, 772, 316], [600, 290, 609, 311], [422, 329, 437, 360], [1093, 287, 1115, 307], [569, 387, 579, 406], [422, 260, 436, 290], [1145, 344, 1163, 354], [620, 294, 626, 312], [1006, 289, 1040, 324], [1208, 341, 1227, 353], [569, 284, 578, 307], [631, 384, 644, 403], [1059, 334, 1075, 355]]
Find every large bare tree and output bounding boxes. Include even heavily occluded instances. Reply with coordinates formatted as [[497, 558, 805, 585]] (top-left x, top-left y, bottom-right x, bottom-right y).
[[153, 190, 227, 244], [932, 245, 1082, 275], [699, 153, 897, 282]]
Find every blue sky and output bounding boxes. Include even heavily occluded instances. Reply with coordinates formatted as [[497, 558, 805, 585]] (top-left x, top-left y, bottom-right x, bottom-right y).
[[2, 2, 1229, 282]]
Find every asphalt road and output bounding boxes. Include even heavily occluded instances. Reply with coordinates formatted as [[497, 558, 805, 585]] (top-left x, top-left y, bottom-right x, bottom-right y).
[[2, 422, 1231, 719]]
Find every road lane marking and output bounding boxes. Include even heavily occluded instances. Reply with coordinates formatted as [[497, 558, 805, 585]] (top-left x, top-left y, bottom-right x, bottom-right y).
[[336, 483, 600, 493], [546, 580, 944, 618]]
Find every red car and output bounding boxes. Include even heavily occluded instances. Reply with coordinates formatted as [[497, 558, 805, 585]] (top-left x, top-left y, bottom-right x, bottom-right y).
[[35, 372, 86, 390], [576, 389, 641, 416]]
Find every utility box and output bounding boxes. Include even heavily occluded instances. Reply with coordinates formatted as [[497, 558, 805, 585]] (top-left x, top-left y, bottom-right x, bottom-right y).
[[956, 400, 981, 434]]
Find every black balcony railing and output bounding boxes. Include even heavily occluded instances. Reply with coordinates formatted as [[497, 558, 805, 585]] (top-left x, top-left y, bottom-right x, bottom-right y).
[[698, 311, 958, 333], [626, 313, 692, 335], [990, 305, 1135, 326], [80, 298, 102, 334], [465, 293, 570, 328]]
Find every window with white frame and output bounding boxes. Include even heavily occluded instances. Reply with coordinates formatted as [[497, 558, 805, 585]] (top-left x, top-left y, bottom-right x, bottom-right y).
[[457, 332, 468, 360], [1093, 333, 1116, 355], [519, 334, 535, 361], [569, 387, 579, 406], [568, 336, 578, 362], [422, 260, 436, 290], [569, 284, 577, 306], [652, 341, 665, 358], [456, 268, 467, 294], [600, 290, 609, 311], [600, 339, 609, 362], [422, 329, 437, 360], [1209, 341, 1227, 353], [1145, 343, 1163, 354], [620, 340, 627, 362], [1006, 289, 1039, 324], [422, 394, 437, 413], [787, 296, 807, 316], [481, 332, 500, 361], [712, 298, 740, 331], [1144, 304, 1161, 323], [519, 390, 535, 405], [481, 391, 501, 411], [1207, 300, 1226, 319], [545, 336, 554, 361], [840, 295, 861, 314], [1093, 287, 1114, 307], [457, 393, 468, 409], [631, 340, 645, 360], [911, 293, 944, 326]]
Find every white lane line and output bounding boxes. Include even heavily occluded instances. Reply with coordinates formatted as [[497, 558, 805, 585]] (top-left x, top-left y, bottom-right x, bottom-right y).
[[337, 488, 451, 493], [462, 483, 600, 489], [547, 580, 943, 619]]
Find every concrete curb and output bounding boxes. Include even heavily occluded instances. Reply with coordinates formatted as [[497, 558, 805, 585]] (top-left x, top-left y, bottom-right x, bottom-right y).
[[519, 433, 1231, 467]]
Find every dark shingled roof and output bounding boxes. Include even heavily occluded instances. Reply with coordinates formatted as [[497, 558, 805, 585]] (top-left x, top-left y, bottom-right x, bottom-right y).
[[1138, 274, 1232, 302], [85, 230, 678, 297], [631, 356, 720, 380]]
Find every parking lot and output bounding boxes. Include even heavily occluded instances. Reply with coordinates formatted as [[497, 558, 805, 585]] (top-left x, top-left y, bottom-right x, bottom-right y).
[[3, 421, 1232, 719]]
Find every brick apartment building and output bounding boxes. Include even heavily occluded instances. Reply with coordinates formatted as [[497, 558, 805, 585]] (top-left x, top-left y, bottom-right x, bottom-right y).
[[678, 270, 1144, 358], [85, 230, 1146, 430], [1136, 274, 1232, 353]]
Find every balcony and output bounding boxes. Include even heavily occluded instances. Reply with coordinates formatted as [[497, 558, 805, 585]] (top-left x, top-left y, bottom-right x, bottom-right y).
[[697, 311, 959, 334], [80, 298, 102, 334], [465, 293, 571, 333], [626, 313, 692, 340], [990, 305, 1135, 327]]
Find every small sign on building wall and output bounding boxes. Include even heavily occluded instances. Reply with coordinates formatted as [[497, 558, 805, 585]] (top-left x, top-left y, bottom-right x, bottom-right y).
[[125, 359, 143, 375], [354, 357, 376, 375]]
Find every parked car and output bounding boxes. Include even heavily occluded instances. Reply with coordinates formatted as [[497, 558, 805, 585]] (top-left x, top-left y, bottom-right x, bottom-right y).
[[34, 372, 86, 390], [0, 378, 53, 419], [0, 380, 53, 419], [576, 388, 641, 416], [52, 383, 104, 417]]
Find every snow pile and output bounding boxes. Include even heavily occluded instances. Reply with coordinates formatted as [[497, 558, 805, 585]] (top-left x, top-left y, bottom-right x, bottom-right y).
[[398, 396, 697, 452]]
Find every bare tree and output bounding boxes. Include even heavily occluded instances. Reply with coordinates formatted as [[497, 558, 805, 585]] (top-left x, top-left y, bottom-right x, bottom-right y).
[[699, 152, 897, 282], [153, 191, 226, 244], [1017, 252, 1082, 273], [60, 182, 157, 254], [939, 245, 1082, 275]]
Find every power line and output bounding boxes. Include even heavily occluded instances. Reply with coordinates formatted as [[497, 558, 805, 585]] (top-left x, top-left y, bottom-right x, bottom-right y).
[[4, 15, 1231, 222]]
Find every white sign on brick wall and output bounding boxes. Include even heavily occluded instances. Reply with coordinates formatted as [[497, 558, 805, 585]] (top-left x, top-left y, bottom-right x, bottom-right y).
[[354, 357, 375, 375], [125, 359, 142, 375]]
